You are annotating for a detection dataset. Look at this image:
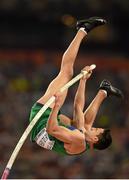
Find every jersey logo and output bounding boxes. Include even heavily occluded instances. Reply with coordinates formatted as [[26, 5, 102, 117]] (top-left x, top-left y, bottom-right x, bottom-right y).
[[35, 128, 55, 150]]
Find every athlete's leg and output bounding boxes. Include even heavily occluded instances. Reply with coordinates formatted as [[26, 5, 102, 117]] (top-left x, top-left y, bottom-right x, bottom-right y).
[[84, 90, 107, 129], [37, 29, 87, 108], [37, 17, 107, 108], [84, 79, 124, 129]]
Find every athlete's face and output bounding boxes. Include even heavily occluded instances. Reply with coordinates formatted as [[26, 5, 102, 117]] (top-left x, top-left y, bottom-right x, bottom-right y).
[[85, 127, 104, 144], [91, 127, 104, 137]]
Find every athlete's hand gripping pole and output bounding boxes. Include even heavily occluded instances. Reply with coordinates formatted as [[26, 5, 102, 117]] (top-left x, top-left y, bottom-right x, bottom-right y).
[[1, 64, 96, 179]]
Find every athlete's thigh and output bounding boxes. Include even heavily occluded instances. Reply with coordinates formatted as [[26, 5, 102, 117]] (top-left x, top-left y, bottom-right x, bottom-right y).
[[37, 70, 71, 108]]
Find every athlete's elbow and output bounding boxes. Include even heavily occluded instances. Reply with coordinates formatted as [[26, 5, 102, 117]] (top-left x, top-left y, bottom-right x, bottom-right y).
[[46, 127, 53, 135], [46, 125, 58, 135]]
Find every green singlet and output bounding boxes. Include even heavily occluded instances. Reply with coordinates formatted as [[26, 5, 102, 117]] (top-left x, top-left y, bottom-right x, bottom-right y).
[[29, 102, 89, 155]]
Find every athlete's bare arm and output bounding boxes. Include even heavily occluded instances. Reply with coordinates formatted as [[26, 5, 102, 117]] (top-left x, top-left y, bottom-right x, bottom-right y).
[[57, 66, 93, 128], [73, 78, 86, 132], [73, 66, 93, 132], [46, 94, 84, 144], [59, 114, 72, 126]]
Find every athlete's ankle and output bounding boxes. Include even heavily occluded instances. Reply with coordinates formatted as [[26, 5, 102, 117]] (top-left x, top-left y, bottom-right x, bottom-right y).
[[78, 28, 87, 37], [99, 89, 107, 98]]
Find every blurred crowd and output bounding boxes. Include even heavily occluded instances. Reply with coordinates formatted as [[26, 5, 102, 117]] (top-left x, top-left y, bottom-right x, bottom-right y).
[[0, 0, 129, 55], [0, 52, 129, 179]]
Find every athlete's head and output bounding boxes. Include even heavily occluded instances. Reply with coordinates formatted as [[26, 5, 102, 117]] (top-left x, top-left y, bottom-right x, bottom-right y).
[[94, 129, 112, 150], [85, 128, 112, 150]]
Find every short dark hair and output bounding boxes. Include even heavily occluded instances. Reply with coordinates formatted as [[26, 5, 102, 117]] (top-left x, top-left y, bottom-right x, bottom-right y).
[[94, 129, 112, 150]]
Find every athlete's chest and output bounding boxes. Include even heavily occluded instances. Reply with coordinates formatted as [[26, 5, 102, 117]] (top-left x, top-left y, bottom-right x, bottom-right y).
[[64, 137, 86, 155]]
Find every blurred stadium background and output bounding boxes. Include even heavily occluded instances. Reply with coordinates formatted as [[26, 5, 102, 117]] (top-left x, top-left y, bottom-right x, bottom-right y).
[[0, 0, 129, 179]]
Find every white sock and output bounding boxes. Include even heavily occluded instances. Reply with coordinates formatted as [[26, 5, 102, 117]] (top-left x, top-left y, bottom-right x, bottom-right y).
[[101, 90, 107, 97], [79, 27, 87, 35]]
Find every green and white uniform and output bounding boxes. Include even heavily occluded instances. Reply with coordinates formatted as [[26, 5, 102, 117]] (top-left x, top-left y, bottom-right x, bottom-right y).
[[29, 102, 89, 155]]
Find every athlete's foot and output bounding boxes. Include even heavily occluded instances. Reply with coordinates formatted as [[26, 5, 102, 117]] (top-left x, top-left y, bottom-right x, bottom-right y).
[[99, 79, 124, 98], [76, 17, 107, 33]]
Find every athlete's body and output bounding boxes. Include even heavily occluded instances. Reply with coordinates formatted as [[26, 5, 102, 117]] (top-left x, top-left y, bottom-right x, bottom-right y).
[[29, 17, 123, 155]]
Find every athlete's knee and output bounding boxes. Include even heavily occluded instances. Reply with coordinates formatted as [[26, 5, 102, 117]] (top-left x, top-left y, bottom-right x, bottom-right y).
[[60, 67, 73, 79], [61, 53, 74, 71]]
